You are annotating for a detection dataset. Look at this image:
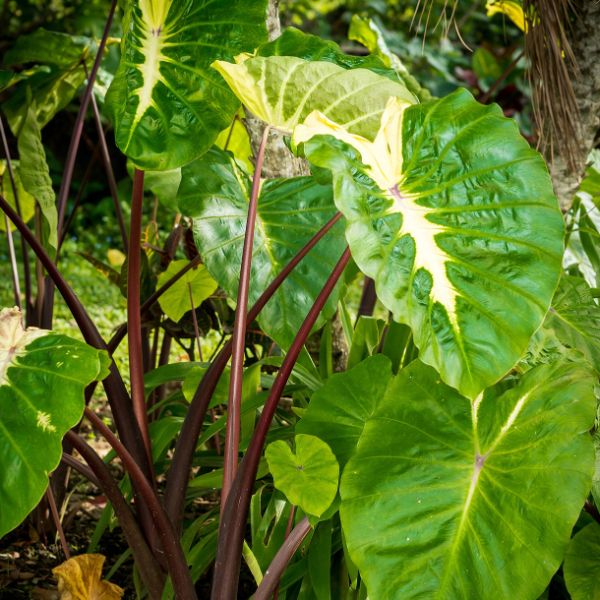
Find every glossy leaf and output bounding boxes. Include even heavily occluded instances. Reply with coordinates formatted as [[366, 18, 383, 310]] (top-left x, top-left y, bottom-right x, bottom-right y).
[[340, 360, 595, 599], [178, 148, 345, 349], [53, 554, 124, 599], [266, 434, 339, 518], [295, 88, 564, 398], [297, 355, 392, 469], [544, 275, 600, 372], [0, 308, 109, 538], [17, 102, 58, 248], [564, 522, 600, 600], [156, 258, 217, 322], [106, 0, 267, 170], [213, 55, 416, 139]]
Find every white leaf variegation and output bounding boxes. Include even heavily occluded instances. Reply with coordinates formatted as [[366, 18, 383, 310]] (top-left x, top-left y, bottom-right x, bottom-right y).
[[294, 89, 564, 398], [212, 55, 416, 139], [0, 308, 109, 538], [0, 307, 45, 385]]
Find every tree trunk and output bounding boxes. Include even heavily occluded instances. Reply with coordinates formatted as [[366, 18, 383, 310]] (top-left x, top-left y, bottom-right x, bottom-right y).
[[550, 1, 600, 210]]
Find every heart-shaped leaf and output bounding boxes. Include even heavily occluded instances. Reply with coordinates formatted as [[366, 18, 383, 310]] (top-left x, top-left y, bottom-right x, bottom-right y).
[[106, 0, 267, 170], [339, 359, 595, 599], [0, 308, 109, 538], [178, 148, 346, 349], [564, 522, 600, 600], [297, 354, 392, 469], [213, 55, 416, 139], [156, 259, 217, 322], [295, 88, 564, 398], [266, 434, 339, 518]]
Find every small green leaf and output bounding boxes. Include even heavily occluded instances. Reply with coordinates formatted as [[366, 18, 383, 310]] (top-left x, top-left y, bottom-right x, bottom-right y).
[[266, 434, 339, 518], [0, 307, 108, 538], [106, 0, 267, 170], [156, 259, 217, 322], [564, 522, 600, 600], [340, 360, 595, 599], [17, 102, 58, 249], [297, 355, 392, 469]]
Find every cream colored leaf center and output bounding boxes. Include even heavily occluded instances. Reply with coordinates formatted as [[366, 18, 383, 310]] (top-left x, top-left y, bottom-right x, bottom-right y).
[[0, 307, 46, 385]]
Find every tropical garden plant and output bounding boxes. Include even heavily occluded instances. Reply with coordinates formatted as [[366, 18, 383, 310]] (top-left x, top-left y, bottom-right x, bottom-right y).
[[1, 0, 600, 598]]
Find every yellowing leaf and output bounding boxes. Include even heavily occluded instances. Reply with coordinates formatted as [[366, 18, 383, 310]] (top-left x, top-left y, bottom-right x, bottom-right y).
[[53, 554, 123, 600], [106, 249, 126, 267], [157, 259, 218, 322], [486, 0, 527, 31]]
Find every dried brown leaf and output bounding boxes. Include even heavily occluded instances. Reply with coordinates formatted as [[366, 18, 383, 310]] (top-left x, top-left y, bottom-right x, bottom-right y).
[[52, 554, 123, 600]]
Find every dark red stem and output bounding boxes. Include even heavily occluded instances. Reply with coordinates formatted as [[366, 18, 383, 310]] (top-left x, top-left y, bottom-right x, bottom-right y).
[[164, 212, 343, 529], [0, 193, 152, 481], [55, 0, 117, 235], [107, 255, 203, 353], [129, 169, 153, 469], [45, 484, 70, 559], [83, 408, 196, 599], [223, 126, 270, 507], [88, 69, 128, 251], [211, 247, 351, 600], [65, 432, 165, 599], [254, 517, 312, 600]]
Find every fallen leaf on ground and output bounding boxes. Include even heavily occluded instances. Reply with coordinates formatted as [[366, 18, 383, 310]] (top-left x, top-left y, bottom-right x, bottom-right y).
[[52, 554, 123, 599]]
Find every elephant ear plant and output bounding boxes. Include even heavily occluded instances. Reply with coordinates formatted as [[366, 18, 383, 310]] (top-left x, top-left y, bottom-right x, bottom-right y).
[[0, 1, 598, 599]]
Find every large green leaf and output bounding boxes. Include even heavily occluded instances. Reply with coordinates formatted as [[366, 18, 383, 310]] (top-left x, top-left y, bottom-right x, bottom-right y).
[[3, 29, 95, 69], [266, 434, 339, 518], [339, 360, 595, 600], [544, 275, 600, 373], [1, 29, 95, 134], [105, 0, 267, 170], [3, 67, 86, 135], [295, 88, 564, 398], [212, 55, 416, 140], [178, 148, 346, 349], [564, 522, 600, 600], [0, 308, 109, 538], [297, 354, 391, 469], [17, 102, 58, 249]]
